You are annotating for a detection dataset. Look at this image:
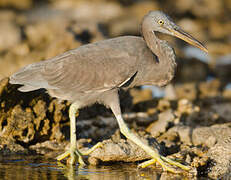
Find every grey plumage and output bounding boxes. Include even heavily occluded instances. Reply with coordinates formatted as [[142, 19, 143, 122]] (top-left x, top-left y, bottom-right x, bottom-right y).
[[9, 11, 207, 171], [10, 35, 175, 107]]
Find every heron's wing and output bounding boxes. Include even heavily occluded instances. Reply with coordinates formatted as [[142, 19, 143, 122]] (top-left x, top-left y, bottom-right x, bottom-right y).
[[43, 47, 138, 93], [10, 40, 138, 93]]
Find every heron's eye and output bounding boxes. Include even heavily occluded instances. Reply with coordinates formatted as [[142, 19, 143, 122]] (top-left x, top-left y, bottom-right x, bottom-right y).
[[158, 20, 164, 25]]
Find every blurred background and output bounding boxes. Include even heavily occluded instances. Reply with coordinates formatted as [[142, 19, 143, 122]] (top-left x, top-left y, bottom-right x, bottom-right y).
[[1, 1, 231, 179], [0, 0, 230, 90]]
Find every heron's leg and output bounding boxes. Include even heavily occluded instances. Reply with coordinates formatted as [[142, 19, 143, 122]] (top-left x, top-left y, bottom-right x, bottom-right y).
[[108, 93, 190, 173], [56, 103, 102, 165], [57, 103, 85, 165]]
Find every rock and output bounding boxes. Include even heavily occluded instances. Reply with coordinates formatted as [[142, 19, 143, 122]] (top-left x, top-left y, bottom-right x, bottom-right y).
[[209, 21, 231, 40], [30, 140, 68, 156], [147, 110, 175, 137], [206, 124, 231, 179], [0, 1, 231, 179], [157, 99, 171, 112], [165, 84, 177, 100], [191, 126, 217, 147], [198, 79, 221, 98], [175, 99, 200, 117], [0, 0, 32, 9], [0, 78, 69, 146], [211, 103, 231, 122], [0, 21, 21, 51], [54, 1, 124, 23], [169, 123, 231, 179], [175, 83, 197, 101], [130, 88, 153, 104], [88, 130, 157, 165], [0, 137, 28, 155]]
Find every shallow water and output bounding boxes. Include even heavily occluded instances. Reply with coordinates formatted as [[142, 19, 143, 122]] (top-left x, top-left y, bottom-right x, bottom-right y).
[[0, 155, 168, 180]]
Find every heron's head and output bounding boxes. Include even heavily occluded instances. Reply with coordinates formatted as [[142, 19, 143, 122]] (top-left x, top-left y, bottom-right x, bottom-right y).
[[142, 11, 208, 53]]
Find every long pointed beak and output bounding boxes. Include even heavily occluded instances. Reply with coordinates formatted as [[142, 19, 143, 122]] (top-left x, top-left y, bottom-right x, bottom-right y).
[[170, 27, 208, 53]]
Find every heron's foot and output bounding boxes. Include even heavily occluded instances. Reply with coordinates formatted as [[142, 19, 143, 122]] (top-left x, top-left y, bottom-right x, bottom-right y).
[[56, 142, 103, 165], [138, 154, 190, 173], [56, 149, 85, 165]]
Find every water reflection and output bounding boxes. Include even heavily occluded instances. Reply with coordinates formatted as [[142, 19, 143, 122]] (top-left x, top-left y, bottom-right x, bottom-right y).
[[0, 155, 163, 180], [0, 155, 192, 179], [58, 162, 160, 180]]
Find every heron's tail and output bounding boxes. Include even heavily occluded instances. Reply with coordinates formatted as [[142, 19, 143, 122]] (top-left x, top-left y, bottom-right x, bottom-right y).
[[9, 63, 48, 92]]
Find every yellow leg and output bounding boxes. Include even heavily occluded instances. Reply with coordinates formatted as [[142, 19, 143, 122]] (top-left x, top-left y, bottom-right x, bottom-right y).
[[56, 103, 85, 165], [117, 114, 190, 172], [56, 103, 102, 165], [116, 114, 190, 173], [107, 92, 191, 173]]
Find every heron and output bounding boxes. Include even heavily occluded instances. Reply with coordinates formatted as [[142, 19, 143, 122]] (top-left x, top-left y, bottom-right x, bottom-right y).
[[9, 11, 207, 173]]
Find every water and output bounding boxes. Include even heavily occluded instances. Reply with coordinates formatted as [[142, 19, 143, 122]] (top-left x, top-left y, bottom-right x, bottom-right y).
[[0, 155, 167, 180]]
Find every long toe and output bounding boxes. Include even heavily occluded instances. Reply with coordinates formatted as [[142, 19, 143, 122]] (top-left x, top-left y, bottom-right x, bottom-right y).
[[138, 155, 191, 173], [57, 150, 85, 165], [138, 157, 178, 173], [57, 151, 70, 161], [74, 150, 86, 165], [161, 156, 191, 171]]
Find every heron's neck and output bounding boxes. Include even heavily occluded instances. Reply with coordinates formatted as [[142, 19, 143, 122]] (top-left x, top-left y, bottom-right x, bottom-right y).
[[142, 30, 175, 61], [142, 30, 161, 57], [141, 30, 177, 86]]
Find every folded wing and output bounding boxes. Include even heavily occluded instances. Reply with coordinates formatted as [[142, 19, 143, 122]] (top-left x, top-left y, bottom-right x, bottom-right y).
[[10, 39, 139, 93]]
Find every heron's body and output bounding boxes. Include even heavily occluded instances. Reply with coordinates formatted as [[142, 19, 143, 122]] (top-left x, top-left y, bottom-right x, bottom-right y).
[[10, 36, 176, 107], [9, 11, 207, 172]]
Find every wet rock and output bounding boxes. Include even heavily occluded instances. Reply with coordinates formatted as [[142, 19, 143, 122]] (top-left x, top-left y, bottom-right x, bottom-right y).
[[88, 130, 156, 165], [30, 140, 68, 156], [0, 137, 28, 155]]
